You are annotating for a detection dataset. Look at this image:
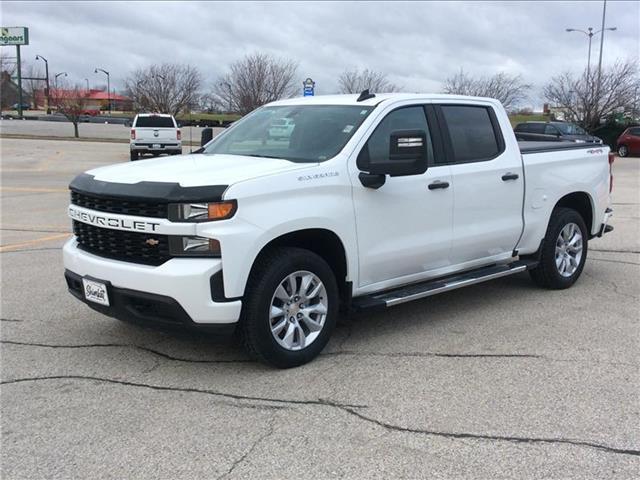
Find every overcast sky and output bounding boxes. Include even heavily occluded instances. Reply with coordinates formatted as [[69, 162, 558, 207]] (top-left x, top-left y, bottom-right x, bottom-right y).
[[2, 1, 638, 108]]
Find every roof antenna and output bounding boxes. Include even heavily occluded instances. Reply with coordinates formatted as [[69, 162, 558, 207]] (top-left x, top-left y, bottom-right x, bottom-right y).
[[357, 89, 375, 102]]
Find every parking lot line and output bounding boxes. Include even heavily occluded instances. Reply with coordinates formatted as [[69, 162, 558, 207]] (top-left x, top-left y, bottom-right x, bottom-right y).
[[0, 233, 71, 252], [0, 187, 69, 193]]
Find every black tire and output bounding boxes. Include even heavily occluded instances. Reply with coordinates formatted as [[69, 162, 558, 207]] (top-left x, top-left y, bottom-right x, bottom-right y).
[[618, 145, 628, 157], [529, 207, 588, 289], [240, 247, 339, 368], [130, 150, 139, 161]]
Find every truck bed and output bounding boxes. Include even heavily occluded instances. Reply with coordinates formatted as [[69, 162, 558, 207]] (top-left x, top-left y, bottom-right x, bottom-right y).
[[518, 141, 603, 154]]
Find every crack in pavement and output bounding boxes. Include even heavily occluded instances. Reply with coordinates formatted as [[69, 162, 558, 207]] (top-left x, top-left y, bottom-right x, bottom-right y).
[[0, 375, 368, 410], [1, 340, 252, 364], [0, 318, 23, 323], [217, 417, 276, 480], [336, 406, 640, 457], [2, 375, 636, 458], [591, 248, 640, 254], [589, 257, 640, 266], [321, 350, 640, 367], [4, 340, 638, 368]]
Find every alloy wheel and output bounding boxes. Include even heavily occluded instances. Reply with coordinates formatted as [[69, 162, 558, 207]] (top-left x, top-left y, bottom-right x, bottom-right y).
[[269, 271, 328, 351]]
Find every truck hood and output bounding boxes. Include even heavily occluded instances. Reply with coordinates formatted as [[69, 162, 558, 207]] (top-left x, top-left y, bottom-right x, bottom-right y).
[[87, 153, 314, 187]]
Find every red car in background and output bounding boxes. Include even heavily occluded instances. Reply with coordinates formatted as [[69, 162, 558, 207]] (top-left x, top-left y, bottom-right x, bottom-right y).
[[617, 127, 640, 157]]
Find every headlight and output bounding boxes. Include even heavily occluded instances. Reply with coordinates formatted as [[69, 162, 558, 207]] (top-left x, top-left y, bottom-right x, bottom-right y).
[[169, 236, 221, 256], [169, 200, 237, 222]]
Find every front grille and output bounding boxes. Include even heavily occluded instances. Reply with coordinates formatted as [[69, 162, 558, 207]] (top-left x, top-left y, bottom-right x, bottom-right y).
[[73, 220, 170, 266], [70, 191, 168, 218]]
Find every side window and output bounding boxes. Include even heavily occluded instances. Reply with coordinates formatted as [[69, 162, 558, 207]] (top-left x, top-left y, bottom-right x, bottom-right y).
[[440, 105, 501, 162], [530, 123, 546, 134], [515, 123, 528, 133], [544, 124, 559, 135], [629, 128, 640, 137], [358, 106, 433, 170]]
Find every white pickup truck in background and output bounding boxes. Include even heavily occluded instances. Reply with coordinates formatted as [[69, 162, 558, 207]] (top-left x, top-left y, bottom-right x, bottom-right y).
[[64, 92, 614, 367], [129, 113, 182, 160]]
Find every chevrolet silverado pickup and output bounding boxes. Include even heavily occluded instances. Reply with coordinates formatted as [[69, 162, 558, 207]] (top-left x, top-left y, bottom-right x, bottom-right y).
[[64, 92, 614, 367]]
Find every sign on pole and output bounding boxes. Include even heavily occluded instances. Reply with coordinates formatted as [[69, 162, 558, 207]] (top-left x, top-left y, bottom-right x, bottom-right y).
[[0, 26, 29, 45], [303, 77, 315, 97]]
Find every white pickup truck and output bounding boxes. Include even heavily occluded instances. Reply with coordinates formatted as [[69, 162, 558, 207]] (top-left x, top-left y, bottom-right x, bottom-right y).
[[129, 113, 182, 160], [64, 92, 614, 367]]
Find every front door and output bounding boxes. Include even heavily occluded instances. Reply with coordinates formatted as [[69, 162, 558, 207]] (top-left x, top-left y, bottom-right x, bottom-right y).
[[349, 105, 454, 291]]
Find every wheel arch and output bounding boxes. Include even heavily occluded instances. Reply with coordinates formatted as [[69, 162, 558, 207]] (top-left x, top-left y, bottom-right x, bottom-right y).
[[554, 191, 594, 234], [250, 228, 350, 304]]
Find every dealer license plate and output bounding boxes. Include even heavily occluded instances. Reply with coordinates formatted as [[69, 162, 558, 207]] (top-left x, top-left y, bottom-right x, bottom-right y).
[[152, 143, 161, 149], [82, 278, 110, 306]]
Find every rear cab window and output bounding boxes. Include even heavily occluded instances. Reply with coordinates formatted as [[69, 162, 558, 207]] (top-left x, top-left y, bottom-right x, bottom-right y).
[[439, 105, 503, 163], [134, 116, 176, 128]]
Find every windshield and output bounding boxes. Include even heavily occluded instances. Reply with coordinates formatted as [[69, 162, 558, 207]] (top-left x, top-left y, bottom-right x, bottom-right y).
[[555, 123, 587, 135], [203, 105, 374, 162]]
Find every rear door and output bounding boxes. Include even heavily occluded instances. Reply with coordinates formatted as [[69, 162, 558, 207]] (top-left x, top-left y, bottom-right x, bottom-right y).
[[436, 103, 523, 266]]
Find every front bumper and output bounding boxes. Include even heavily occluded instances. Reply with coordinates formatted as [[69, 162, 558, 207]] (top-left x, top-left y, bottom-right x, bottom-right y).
[[63, 238, 241, 327]]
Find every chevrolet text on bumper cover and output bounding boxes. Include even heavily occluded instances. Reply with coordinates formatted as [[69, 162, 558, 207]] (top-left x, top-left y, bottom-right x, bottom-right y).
[[63, 238, 241, 326]]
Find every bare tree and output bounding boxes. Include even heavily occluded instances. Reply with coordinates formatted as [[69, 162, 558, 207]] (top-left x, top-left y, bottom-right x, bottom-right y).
[[23, 63, 45, 109], [125, 63, 202, 116], [51, 83, 90, 138], [0, 50, 16, 75], [443, 69, 531, 111], [338, 68, 401, 94], [543, 59, 639, 131], [211, 52, 298, 115]]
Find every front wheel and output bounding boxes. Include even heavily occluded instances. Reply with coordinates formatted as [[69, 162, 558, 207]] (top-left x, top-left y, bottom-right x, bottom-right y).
[[240, 248, 339, 368], [529, 207, 588, 289], [618, 145, 628, 157]]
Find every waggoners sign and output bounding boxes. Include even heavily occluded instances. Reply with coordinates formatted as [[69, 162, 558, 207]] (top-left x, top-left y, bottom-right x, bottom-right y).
[[0, 27, 29, 45]]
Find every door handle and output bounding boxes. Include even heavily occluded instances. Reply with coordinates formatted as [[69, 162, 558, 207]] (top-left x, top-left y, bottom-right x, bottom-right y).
[[501, 173, 519, 181], [428, 181, 450, 190]]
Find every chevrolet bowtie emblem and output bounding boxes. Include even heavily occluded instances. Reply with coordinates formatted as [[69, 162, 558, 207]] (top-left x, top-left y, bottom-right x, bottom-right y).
[[145, 238, 160, 246]]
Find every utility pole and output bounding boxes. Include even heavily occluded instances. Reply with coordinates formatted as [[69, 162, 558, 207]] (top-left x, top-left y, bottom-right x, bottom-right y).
[[596, 0, 607, 95]]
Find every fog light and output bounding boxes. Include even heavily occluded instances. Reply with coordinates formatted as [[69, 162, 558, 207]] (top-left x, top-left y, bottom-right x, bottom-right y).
[[169, 236, 221, 257]]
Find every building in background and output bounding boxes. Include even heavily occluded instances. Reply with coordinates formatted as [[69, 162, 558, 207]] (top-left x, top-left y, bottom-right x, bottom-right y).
[[34, 88, 133, 112]]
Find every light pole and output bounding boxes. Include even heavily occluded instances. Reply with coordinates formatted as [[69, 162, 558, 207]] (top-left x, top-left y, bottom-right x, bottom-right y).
[[596, 0, 615, 92], [35, 55, 51, 114], [94, 67, 110, 114], [54, 71, 67, 89], [565, 26, 616, 80]]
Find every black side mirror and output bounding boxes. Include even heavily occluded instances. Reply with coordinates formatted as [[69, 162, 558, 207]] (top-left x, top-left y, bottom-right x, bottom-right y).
[[357, 129, 428, 188]]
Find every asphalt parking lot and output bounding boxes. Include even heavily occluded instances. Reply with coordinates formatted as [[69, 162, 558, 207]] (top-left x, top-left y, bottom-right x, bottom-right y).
[[1, 136, 639, 479]]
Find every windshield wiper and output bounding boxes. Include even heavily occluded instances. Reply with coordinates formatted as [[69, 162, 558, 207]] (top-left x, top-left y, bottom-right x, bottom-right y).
[[246, 154, 283, 159]]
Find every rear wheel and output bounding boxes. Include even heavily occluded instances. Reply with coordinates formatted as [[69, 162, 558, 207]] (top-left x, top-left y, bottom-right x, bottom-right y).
[[240, 247, 338, 368], [529, 207, 588, 289], [618, 145, 628, 157], [130, 150, 139, 161]]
